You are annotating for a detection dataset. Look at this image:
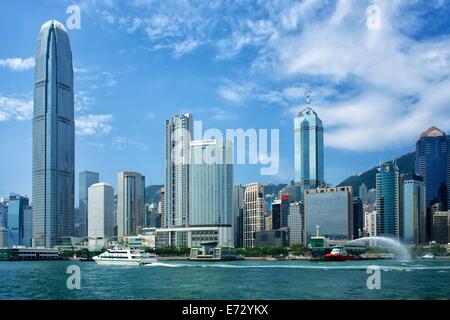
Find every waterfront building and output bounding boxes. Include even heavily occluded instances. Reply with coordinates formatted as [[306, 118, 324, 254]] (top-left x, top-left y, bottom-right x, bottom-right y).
[[158, 187, 166, 228], [254, 228, 289, 248], [78, 171, 99, 237], [243, 183, 265, 248], [117, 171, 146, 237], [232, 185, 245, 247], [376, 162, 400, 238], [415, 126, 450, 240], [305, 186, 353, 241], [288, 202, 305, 245], [363, 204, 377, 237], [165, 113, 193, 228], [272, 195, 291, 230], [294, 96, 324, 201], [353, 197, 364, 239], [88, 183, 114, 241], [402, 174, 426, 245], [0, 198, 8, 228], [432, 211, 450, 244], [189, 140, 233, 246], [0, 227, 7, 247], [7, 194, 31, 247], [32, 20, 75, 247], [359, 183, 368, 204]]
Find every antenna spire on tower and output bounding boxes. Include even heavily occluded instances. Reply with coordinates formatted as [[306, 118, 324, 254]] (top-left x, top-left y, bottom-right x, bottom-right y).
[[305, 88, 311, 106]]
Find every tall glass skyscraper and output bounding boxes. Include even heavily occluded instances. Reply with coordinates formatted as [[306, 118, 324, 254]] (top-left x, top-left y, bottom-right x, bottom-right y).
[[189, 140, 233, 229], [117, 171, 145, 237], [402, 174, 426, 245], [7, 194, 31, 247], [416, 127, 449, 210], [294, 100, 324, 201], [78, 171, 99, 237], [32, 20, 75, 247], [165, 114, 193, 228], [376, 162, 400, 238]]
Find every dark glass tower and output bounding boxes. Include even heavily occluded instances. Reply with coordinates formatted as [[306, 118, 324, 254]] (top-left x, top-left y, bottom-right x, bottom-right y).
[[32, 20, 75, 247], [415, 127, 449, 241]]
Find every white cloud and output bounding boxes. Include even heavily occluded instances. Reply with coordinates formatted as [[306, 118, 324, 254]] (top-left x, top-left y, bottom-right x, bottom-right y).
[[75, 114, 113, 136], [75, 0, 450, 151], [0, 57, 34, 71], [75, 91, 96, 112], [0, 96, 33, 121], [113, 136, 149, 150]]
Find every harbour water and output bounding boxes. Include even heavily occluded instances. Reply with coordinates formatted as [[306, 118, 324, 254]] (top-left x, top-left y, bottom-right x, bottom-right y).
[[1, 259, 449, 300]]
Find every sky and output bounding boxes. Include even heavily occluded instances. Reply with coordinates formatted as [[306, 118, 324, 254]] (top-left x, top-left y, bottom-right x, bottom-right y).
[[1, 0, 450, 201]]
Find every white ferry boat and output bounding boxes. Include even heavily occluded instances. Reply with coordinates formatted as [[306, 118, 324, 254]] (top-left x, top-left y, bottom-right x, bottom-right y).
[[92, 248, 158, 266]]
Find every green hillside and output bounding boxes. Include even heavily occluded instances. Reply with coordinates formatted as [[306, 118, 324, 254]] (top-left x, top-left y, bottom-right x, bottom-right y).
[[338, 151, 416, 197]]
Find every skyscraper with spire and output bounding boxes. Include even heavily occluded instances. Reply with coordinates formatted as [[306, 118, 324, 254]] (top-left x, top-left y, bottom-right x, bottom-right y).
[[294, 91, 324, 201], [32, 20, 75, 247]]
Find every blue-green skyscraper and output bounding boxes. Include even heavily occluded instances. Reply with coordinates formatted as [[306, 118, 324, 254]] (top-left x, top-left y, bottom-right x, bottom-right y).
[[376, 162, 400, 238], [294, 96, 324, 201], [32, 20, 75, 247], [78, 171, 99, 237]]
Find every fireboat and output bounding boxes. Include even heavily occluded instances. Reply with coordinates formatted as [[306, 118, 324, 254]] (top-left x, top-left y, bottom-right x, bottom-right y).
[[324, 247, 358, 262]]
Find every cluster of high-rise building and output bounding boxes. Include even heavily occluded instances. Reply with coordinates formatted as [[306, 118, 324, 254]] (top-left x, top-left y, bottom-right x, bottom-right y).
[[1, 19, 449, 250]]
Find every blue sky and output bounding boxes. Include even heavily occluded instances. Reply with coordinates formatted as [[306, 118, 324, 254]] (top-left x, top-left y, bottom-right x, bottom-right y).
[[1, 0, 450, 201]]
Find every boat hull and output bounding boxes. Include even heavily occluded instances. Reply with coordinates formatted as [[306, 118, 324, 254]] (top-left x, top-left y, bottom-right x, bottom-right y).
[[324, 254, 357, 262]]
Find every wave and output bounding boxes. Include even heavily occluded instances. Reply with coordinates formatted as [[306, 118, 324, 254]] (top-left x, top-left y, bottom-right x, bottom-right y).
[[144, 262, 450, 271]]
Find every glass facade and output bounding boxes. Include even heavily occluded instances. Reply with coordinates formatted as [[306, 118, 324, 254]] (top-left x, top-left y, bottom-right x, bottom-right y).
[[402, 175, 426, 245], [294, 107, 324, 201], [78, 171, 99, 237], [165, 114, 193, 228], [189, 140, 233, 228], [32, 20, 75, 247], [117, 171, 145, 237], [416, 127, 449, 210], [7, 195, 31, 247], [376, 162, 400, 238], [305, 187, 353, 240]]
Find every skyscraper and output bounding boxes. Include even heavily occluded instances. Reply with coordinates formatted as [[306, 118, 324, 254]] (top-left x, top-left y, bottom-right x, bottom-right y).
[[32, 20, 75, 247], [376, 162, 400, 238], [165, 114, 193, 228], [304, 187, 353, 241], [158, 187, 166, 228], [415, 126, 450, 240], [117, 171, 146, 237], [402, 174, 426, 245], [232, 185, 245, 248], [294, 97, 324, 201], [7, 194, 31, 247], [188, 140, 233, 246], [243, 183, 265, 248], [88, 183, 114, 240], [78, 171, 99, 237]]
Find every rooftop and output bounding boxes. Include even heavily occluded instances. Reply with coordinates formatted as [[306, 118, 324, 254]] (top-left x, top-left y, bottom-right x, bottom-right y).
[[420, 126, 446, 138]]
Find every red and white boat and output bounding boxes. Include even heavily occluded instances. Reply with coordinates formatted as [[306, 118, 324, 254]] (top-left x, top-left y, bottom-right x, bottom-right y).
[[324, 247, 357, 261]]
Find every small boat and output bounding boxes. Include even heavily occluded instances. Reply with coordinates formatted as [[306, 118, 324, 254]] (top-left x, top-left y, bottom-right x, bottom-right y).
[[324, 247, 357, 262], [421, 253, 436, 259], [92, 247, 158, 266]]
